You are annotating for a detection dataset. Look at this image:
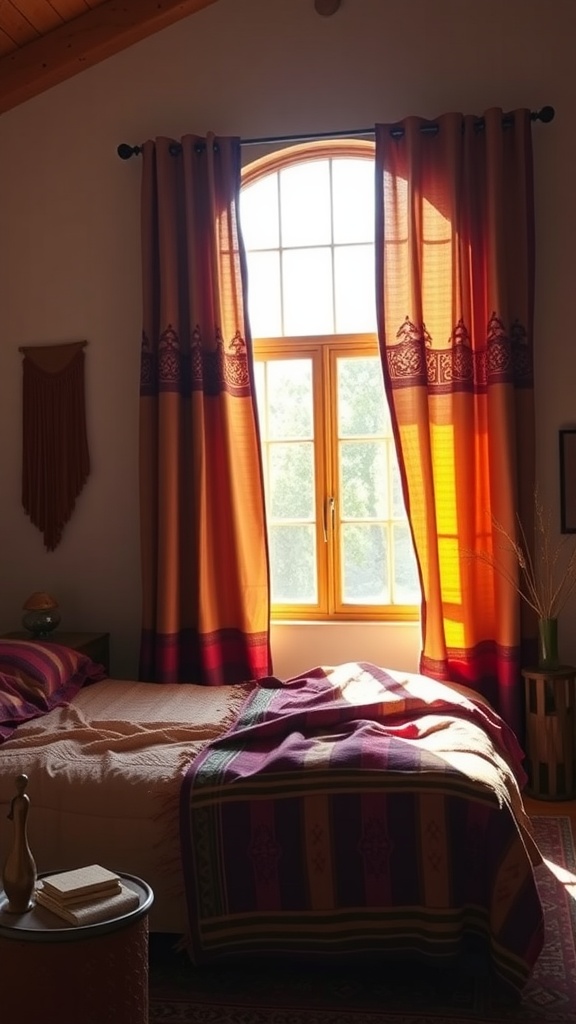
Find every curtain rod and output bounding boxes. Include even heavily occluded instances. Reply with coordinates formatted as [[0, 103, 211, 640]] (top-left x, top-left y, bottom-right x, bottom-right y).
[[117, 106, 555, 160]]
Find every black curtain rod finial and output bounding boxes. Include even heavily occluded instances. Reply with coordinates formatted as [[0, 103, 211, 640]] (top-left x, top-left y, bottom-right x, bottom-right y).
[[117, 143, 141, 159], [535, 105, 555, 123]]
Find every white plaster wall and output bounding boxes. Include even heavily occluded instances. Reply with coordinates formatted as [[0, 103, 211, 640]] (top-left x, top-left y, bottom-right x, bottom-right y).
[[0, 0, 573, 678]]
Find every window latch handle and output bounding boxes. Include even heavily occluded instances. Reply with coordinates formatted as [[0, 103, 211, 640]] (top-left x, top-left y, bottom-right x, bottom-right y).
[[323, 496, 335, 542]]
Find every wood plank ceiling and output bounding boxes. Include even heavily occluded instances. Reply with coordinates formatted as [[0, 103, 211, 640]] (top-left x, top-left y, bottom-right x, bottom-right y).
[[0, 0, 219, 116]]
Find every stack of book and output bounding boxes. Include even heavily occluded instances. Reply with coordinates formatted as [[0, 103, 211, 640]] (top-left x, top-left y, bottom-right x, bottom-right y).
[[35, 864, 139, 926]]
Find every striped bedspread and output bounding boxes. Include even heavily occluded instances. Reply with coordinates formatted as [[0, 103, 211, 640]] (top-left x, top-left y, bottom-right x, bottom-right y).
[[180, 662, 544, 993]]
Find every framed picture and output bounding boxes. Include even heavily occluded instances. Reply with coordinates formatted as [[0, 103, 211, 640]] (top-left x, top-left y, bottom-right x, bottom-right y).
[[559, 429, 576, 533]]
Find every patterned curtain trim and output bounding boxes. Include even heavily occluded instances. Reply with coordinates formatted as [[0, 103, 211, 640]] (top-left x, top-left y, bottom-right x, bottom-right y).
[[384, 313, 533, 391], [140, 326, 251, 398]]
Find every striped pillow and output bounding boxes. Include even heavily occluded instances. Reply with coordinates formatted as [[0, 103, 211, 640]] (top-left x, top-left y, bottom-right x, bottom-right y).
[[0, 640, 106, 741]]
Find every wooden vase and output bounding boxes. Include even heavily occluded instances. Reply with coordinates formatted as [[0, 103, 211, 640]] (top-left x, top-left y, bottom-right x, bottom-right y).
[[2, 774, 37, 913]]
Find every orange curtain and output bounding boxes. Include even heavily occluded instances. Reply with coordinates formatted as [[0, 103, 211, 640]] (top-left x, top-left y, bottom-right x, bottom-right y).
[[139, 134, 271, 684], [375, 108, 536, 734]]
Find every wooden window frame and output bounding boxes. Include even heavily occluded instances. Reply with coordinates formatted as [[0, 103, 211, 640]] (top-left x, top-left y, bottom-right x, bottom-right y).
[[254, 335, 419, 622], [243, 140, 419, 623]]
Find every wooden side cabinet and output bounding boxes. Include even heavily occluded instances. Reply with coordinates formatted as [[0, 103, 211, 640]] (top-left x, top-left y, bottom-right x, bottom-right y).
[[522, 665, 576, 800], [1, 631, 110, 675]]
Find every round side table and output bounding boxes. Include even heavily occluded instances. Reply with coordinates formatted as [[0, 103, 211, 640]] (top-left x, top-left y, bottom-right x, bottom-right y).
[[0, 872, 153, 1024], [522, 665, 576, 799]]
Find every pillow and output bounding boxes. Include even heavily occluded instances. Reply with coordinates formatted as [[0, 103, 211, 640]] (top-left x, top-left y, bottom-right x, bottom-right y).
[[0, 640, 107, 741]]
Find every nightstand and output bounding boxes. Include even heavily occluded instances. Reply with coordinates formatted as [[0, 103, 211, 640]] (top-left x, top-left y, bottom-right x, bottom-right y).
[[1, 631, 110, 675], [522, 665, 576, 800], [0, 872, 153, 1024]]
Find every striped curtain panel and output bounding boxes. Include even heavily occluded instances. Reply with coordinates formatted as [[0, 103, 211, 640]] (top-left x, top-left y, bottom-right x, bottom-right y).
[[139, 134, 271, 685], [375, 108, 536, 735]]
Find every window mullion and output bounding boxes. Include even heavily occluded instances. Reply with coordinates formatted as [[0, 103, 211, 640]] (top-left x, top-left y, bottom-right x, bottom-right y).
[[313, 345, 330, 616], [277, 171, 286, 336], [328, 158, 337, 335], [324, 345, 339, 614]]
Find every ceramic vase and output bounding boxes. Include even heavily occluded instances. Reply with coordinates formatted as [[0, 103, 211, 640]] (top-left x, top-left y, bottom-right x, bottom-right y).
[[537, 617, 560, 670]]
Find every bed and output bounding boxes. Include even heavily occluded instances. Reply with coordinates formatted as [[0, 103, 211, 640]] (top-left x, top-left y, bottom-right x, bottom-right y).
[[0, 640, 544, 996], [0, 639, 252, 933]]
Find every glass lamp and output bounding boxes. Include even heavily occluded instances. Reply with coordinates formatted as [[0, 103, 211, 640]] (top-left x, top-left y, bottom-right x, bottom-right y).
[[22, 592, 61, 638]]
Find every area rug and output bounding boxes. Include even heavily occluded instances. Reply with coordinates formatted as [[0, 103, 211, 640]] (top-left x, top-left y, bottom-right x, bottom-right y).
[[148, 815, 576, 1023]]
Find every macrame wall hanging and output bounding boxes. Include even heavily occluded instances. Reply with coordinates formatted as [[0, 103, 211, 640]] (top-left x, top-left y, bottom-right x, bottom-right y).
[[20, 340, 90, 552]]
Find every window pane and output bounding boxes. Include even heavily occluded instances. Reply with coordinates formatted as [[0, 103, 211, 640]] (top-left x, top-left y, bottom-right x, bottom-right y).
[[269, 443, 315, 519], [280, 161, 331, 247], [332, 159, 374, 244], [240, 174, 279, 249], [340, 441, 388, 518], [393, 523, 420, 603], [337, 357, 388, 436], [267, 360, 313, 439], [246, 250, 282, 337], [334, 243, 377, 333], [341, 523, 389, 603], [269, 524, 317, 603], [283, 248, 333, 335]]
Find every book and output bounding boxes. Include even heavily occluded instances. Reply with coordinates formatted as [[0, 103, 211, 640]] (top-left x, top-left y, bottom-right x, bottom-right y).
[[35, 882, 139, 926], [38, 881, 122, 907], [41, 864, 120, 902]]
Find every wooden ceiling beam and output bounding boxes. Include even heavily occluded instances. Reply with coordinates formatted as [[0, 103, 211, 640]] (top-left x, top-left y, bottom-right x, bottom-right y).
[[0, 0, 220, 116]]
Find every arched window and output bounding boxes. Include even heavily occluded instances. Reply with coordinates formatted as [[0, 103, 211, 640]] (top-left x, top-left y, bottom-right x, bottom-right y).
[[240, 141, 419, 621]]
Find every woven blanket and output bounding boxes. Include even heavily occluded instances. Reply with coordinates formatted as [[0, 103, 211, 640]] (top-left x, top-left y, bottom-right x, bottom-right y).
[[180, 662, 544, 993]]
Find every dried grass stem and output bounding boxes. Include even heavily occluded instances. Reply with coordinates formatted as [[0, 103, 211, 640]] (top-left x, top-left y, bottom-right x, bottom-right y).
[[472, 494, 576, 620]]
